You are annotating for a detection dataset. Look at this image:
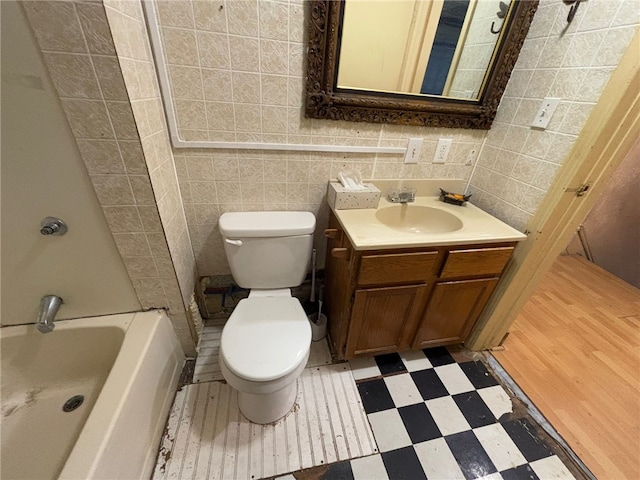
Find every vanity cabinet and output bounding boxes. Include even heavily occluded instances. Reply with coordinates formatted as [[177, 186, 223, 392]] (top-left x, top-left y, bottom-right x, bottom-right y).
[[324, 211, 516, 360]]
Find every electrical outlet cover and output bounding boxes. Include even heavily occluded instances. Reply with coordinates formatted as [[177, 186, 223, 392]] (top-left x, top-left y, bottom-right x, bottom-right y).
[[433, 138, 452, 164]]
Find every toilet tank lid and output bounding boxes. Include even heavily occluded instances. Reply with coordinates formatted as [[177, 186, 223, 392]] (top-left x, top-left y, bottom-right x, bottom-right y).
[[219, 211, 316, 237]]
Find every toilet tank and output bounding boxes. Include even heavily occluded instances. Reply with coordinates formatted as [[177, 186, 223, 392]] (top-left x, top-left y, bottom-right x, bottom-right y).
[[219, 211, 316, 289]]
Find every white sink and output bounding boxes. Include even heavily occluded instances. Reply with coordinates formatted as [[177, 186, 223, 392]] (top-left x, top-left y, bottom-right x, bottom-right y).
[[375, 204, 463, 234]]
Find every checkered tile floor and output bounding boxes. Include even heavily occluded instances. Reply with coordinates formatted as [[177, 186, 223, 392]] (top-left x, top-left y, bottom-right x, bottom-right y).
[[275, 347, 582, 480]]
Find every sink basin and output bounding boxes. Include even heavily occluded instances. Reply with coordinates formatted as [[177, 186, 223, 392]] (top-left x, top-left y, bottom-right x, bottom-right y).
[[375, 205, 463, 234]]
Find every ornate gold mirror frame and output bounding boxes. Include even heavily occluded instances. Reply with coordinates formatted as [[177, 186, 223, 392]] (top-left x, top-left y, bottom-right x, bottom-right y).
[[305, 0, 539, 129]]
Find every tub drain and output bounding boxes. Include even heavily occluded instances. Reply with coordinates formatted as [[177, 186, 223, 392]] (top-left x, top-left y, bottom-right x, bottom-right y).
[[63, 395, 84, 412]]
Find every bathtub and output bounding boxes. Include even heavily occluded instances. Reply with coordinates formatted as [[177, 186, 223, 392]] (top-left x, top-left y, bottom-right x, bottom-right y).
[[1, 310, 185, 480]]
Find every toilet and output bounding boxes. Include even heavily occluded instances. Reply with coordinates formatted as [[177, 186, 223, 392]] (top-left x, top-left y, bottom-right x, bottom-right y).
[[218, 211, 316, 424]]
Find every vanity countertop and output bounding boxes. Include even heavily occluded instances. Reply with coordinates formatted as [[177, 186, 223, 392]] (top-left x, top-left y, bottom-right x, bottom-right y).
[[331, 196, 527, 250]]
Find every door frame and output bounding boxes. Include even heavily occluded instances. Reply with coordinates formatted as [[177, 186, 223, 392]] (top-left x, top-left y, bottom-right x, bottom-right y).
[[466, 29, 640, 350]]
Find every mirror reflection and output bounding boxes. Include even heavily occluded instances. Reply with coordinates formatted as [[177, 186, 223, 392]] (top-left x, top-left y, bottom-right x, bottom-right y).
[[337, 0, 513, 100]]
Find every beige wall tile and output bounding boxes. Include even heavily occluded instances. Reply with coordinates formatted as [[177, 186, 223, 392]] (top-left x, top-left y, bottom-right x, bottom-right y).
[[260, 39, 288, 74], [76, 2, 117, 55], [77, 139, 126, 174], [289, 2, 305, 43], [193, 203, 221, 225], [232, 72, 261, 103], [194, 0, 228, 32], [156, 0, 194, 29], [262, 105, 287, 133], [169, 65, 204, 100], [202, 68, 233, 101], [226, 0, 259, 37], [130, 175, 156, 205], [234, 104, 261, 132], [136, 61, 161, 99], [240, 182, 265, 204], [216, 181, 241, 204], [176, 99, 208, 130], [91, 174, 136, 205], [62, 99, 114, 139], [229, 36, 260, 72], [103, 206, 144, 233], [113, 232, 153, 257], [185, 156, 215, 180], [93, 55, 130, 100], [261, 74, 288, 106], [123, 255, 159, 279], [138, 205, 164, 232], [132, 277, 167, 308], [197, 31, 231, 69], [190, 182, 219, 204], [43, 53, 102, 99], [213, 156, 240, 182], [23, 1, 87, 53], [119, 140, 148, 174], [205, 102, 236, 131], [107, 101, 139, 140], [286, 182, 309, 204], [162, 27, 199, 66], [238, 158, 264, 182], [259, 0, 289, 41]]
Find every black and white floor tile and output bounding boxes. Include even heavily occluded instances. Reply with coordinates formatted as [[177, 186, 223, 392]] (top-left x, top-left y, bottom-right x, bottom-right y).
[[274, 347, 583, 480]]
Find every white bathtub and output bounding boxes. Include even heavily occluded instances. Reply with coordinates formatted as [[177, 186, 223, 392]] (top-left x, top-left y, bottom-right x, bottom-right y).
[[1, 310, 185, 480]]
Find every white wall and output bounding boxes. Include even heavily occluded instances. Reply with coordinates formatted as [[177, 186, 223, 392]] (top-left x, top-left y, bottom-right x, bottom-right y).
[[1, 2, 141, 326]]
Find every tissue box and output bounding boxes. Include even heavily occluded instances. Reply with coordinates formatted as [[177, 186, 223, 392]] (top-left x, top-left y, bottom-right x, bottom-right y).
[[327, 182, 381, 210]]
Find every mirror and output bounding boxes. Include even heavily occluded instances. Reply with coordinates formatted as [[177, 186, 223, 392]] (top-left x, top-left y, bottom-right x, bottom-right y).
[[306, 0, 538, 129]]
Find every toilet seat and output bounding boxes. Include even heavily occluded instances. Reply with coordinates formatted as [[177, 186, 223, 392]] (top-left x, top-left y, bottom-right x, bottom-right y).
[[220, 297, 311, 382]]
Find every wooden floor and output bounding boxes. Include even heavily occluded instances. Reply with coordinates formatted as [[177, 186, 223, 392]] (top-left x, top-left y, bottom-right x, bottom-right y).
[[493, 255, 640, 480]]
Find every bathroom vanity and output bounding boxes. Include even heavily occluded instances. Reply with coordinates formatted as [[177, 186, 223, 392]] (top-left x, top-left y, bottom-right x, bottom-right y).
[[323, 188, 526, 360]]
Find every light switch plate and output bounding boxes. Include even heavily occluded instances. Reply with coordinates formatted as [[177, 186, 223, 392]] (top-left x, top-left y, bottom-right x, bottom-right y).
[[404, 137, 423, 164], [532, 98, 561, 130]]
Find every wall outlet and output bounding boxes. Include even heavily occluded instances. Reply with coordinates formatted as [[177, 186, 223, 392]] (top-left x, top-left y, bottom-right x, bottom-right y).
[[531, 97, 561, 130], [433, 138, 452, 164], [404, 137, 423, 164], [465, 148, 478, 166]]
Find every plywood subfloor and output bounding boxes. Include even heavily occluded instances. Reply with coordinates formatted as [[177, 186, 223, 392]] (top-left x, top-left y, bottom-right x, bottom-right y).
[[493, 254, 640, 479]]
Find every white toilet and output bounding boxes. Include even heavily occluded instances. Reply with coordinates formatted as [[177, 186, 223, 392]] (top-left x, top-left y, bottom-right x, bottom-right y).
[[218, 211, 316, 424]]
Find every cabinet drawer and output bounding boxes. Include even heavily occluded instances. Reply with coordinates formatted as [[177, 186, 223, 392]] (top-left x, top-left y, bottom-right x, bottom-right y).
[[358, 251, 439, 286], [440, 246, 514, 279]]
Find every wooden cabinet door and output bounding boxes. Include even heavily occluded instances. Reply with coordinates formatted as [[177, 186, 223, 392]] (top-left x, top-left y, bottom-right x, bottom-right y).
[[346, 284, 430, 358], [413, 277, 499, 349]]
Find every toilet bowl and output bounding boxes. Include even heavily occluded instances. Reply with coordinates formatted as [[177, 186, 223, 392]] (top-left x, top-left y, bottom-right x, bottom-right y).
[[219, 295, 311, 424], [218, 211, 315, 424]]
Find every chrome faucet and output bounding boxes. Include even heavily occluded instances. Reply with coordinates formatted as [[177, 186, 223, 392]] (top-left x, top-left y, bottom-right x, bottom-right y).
[[386, 187, 417, 204], [36, 295, 63, 333]]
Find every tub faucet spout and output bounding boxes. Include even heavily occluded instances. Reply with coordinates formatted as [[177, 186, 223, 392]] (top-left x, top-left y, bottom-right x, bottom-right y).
[[36, 295, 63, 333]]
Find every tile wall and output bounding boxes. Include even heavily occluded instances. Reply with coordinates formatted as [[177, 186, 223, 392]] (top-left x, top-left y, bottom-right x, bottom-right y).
[[22, 0, 197, 354], [153, 0, 487, 276], [154, 0, 638, 276], [23, 0, 640, 292], [449, 0, 505, 99], [469, 0, 639, 231]]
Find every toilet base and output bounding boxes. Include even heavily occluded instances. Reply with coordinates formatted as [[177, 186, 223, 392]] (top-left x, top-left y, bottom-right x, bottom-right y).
[[238, 380, 298, 424]]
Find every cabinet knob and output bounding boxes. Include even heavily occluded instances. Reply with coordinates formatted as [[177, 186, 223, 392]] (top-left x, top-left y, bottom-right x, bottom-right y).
[[324, 228, 339, 239], [331, 248, 350, 260]]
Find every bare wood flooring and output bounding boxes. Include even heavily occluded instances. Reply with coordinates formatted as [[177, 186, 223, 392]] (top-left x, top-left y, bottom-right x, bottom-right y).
[[493, 255, 640, 480]]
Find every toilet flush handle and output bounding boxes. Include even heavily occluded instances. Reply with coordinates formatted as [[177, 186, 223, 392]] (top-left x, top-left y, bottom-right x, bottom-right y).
[[225, 238, 243, 246]]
